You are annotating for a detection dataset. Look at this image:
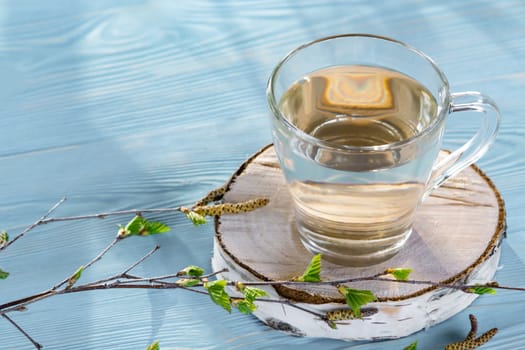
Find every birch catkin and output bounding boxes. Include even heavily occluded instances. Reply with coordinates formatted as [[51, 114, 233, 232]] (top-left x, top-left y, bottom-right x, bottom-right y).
[[326, 307, 378, 321], [193, 198, 269, 216], [193, 186, 227, 207], [444, 314, 498, 350], [444, 328, 498, 350]]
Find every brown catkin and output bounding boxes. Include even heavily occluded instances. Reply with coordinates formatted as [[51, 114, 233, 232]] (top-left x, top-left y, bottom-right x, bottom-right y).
[[465, 314, 478, 341], [444, 314, 498, 350], [326, 307, 378, 321], [193, 198, 269, 216], [445, 327, 498, 350], [473, 328, 499, 346], [193, 186, 227, 207]]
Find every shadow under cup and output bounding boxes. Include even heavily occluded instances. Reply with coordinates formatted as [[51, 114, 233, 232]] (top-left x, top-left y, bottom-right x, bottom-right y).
[[267, 34, 500, 267]]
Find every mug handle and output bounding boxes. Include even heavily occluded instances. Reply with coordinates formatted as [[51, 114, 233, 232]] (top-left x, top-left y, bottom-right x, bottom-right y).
[[425, 91, 501, 196]]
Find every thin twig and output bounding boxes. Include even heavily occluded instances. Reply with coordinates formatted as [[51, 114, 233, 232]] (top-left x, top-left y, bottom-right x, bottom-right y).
[[37, 184, 225, 224], [0, 291, 57, 315], [485, 284, 525, 292], [2, 314, 42, 350], [200, 268, 229, 279], [227, 276, 525, 293], [40, 207, 184, 224], [84, 236, 120, 270], [2, 236, 131, 314], [63, 246, 163, 292], [121, 245, 160, 275], [1, 197, 66, 251], [250, 298, 327, 319], [51, 236, 121, 291], [116, 268, 229, 285], [352, 277, 525, 293]]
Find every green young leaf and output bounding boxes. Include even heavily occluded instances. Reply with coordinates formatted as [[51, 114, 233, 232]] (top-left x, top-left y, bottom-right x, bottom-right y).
[[204, 280, 231, 313], [175, 278, 200, 287], [0, 267, 9, 279], [67, 265, 84, 288], [242, 286, 268, 302], [0, 231, 11, 278], [231, 286, 268, 314], [235, 299, 257, 314], [297, 253, 322, 282], [118, 216, 142, 238], [403, 341, 418, 350], [467, 285, 497, 295], [143, 221, 170, 235], [177, 265, 205, 277], [125, 215, 145, 235], [185, 211, 207, 226], [386, 268, 413, 281], [337, 286, 376, 319], [0, 230, 8, 247], [118, 216, 170, 238], [146, 340, 160, 350]]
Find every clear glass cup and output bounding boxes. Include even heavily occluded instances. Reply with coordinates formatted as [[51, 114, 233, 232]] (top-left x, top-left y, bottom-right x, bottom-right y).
[[267, 34, 501, 266]]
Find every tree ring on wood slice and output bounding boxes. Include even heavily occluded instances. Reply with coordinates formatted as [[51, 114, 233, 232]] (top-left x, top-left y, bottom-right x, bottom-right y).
[[211, 144, 506, 340]]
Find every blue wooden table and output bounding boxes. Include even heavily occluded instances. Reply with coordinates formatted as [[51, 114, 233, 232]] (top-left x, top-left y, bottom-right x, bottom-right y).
[[1, 1, 524, 349]]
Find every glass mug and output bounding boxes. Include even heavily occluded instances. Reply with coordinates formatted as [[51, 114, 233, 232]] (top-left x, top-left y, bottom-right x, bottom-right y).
[[267, 34, 500, 267]]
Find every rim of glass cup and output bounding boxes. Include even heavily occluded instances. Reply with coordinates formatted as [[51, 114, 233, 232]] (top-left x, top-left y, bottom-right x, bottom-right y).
[[266, 33, 451, 152]]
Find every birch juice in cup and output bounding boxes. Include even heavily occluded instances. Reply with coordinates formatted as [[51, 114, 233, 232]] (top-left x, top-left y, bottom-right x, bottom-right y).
[[277, 65, 438, 266], [268, 34, 500, 267]]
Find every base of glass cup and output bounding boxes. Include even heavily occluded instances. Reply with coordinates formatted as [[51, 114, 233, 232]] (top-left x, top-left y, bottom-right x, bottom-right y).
[[295, 222, 413, 267]]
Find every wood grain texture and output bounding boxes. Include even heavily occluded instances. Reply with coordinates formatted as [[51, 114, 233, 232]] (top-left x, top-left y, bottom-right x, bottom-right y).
[[212, 145, 504, 339], [216, 145, 505, 301], [0, 0, 524, 349]]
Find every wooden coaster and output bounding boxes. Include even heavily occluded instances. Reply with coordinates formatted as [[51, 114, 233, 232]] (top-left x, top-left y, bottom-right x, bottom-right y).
[[212, 144, 506, 340]]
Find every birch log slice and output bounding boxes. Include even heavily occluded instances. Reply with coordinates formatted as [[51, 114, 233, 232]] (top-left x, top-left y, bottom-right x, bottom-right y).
[[212, 144, 506, 340]]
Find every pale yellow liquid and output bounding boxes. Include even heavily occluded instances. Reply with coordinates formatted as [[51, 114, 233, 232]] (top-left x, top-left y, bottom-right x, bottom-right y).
[[278, 65, 438, 266], [280, 65, 436, 148], [290, 181, 424, 265]]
